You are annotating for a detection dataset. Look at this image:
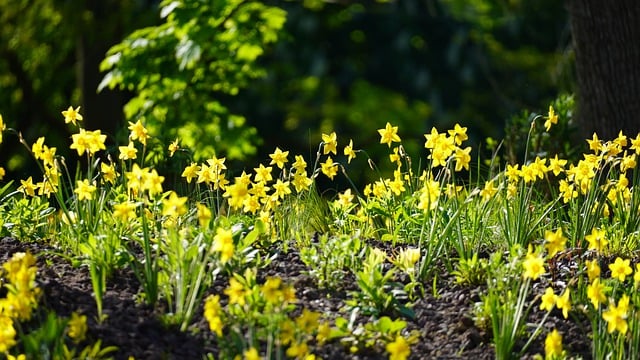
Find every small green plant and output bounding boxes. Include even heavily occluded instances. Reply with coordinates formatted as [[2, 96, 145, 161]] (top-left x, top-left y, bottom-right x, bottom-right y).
[[78, 232, 126, 323], [451, 252, 489, 286], [480, 246, 557, 360], [1, 195, 55, 240], [298, 233, 365, 290], [331, 312, 418, 358], [346, 247, 414, 318], [202, 269, 323, 359]]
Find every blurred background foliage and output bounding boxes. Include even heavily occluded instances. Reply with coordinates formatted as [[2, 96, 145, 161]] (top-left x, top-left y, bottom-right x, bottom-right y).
[[0, 0, 573, 187]]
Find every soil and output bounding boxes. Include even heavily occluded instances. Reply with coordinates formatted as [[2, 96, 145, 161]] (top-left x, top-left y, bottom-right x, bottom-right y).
[[0, 236, 592, 360]]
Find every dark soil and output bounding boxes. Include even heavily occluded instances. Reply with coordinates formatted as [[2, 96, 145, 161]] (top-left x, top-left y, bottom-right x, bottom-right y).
[[0, 236, 592, 359]]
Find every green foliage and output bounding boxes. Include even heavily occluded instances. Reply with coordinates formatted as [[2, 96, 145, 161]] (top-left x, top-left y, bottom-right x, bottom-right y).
[[298, 233, 366, 290], [347, 247, 414, 319], [1, 195, 55, 240], [451, 252, 489, 286], [99, 0, 287, 161], [332, 314, 417, 355], [504, 94, 578, 165], [0, 0, 155, 178]]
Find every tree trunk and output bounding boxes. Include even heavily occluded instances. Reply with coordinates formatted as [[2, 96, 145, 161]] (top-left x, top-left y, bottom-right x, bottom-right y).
[[567, 0, 640, 141], [77, 0, 128, 142]]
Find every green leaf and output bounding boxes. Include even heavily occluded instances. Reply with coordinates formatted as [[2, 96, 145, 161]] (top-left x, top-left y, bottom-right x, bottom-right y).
[[160, 1, 180, 19], [236, 44, 263, 62], [175, 37, 201, 70]]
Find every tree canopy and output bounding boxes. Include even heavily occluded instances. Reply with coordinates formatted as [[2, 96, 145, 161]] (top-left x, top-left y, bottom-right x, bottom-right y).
[[0, 0, 572, 183]]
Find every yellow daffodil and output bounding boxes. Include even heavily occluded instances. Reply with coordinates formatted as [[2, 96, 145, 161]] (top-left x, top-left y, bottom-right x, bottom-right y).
[[0, 114, 5, 144], [244, 348, 260, 360], [113, 201, 137, 223], [70, 129, 106, 156], [388, 174, 405, 196], [322, 132, 338, 155], [320, 156, 338, 180], [548, 155, 566, 176], [182, 162, 200, 184], [558, 180, 577, 203], [280, 319, 296, 345], [238, 172, 253, 187], [587, 278, 606, 308], [479, 180, 498, 203], [0, 315, 17, 352], [539, 287, 556, 312], [67, 312, 87, 343], [286, 341, 310, 359], [586, 133, 603, 153], [585, 259, 601, 282], [144, 169, 164, 196], [292, 172, 313, 192], [19, 176, 37, 197], [556, 289, 571, 319], [428, 138, 455, 167], [292, 155, 307, 172], [269, 147, 289, 169], [32, 137, 48, 162], [272, 179, 291, 199], [224, 181, 250, 210], [602, 294, 629, 334], [520, 164, 537, 184], [203, 295, 223, 336], [207, 155, 227, 171], [505, 164, 521, 183], [253, 163, 273, 183], [224, 277, 248, 306], [454, 146, 471, 171], [585, 228, 608, 253], [316, 322, 332, 345], [386, 335, 411, 360], [620, 152, 636, 172], [544, 329, 563, 359], [162, 191, 188, 219], [196, 203, 212, 227], [61, 106, 83, 126], [0, 167, 5, 180], [337, 189, 354, 208], [614, 130, 627, 148], [418, 178, 440, 211], [522, 246, 545, 280], [544, 106, 558, 132], [389, 146, 401, 165], [378, 122, 401, 147], [128, 120, 149, 145], [544, 228, 566, 258], [344, 139, 356, 163], [74, 179, 97, 201], [448, 123, 468, 145], [296, 309, 321, 333], [213, 227, 234, 263], [100, 162, 118, 185], [630, 133, 640, 154], [168, 138, 179, 157], [261, 277, 283, 304], [118, 142, 138, 160], [609, 257, 632, 282], [242, 194, 261, 214]]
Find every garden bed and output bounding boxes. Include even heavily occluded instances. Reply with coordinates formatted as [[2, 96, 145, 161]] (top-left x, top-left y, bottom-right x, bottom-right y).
[[1, 236, 591, 359]]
